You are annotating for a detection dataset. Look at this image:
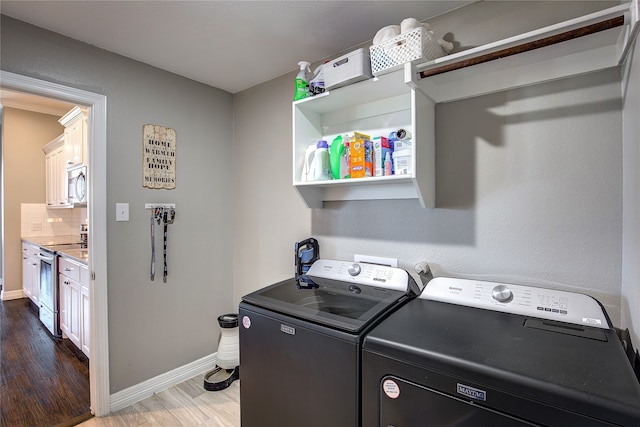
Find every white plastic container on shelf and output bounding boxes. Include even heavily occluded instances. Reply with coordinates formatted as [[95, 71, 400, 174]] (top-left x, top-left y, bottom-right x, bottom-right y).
[[393, 149, 412, 175], [323, 48, 372, 90]]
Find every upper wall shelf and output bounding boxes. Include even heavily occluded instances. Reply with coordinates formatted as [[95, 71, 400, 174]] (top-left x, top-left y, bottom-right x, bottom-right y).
[[291, 0, 639, 209], [409, 1, 639, 103], [292, 70, 435, 209]]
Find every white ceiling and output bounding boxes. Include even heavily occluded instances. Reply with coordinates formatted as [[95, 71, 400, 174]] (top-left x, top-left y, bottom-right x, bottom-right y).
[[0, 88, 77, 116], [0, 0, 472, 95]]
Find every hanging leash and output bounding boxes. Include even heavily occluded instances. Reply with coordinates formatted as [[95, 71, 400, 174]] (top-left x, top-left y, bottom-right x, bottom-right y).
[[150, 208, 156, 281], [163, 210, 168, 283], [151, 207, 164, 281], [162, 208, 175, 283]]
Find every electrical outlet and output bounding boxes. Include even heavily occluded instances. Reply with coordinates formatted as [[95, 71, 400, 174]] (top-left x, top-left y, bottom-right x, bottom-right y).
[[116, 203, 129, 222], [31, 223, 42, 231]]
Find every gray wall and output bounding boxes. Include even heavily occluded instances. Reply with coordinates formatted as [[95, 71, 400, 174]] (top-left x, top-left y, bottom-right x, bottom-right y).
[[233, 0, 631, 331], [1, 16, 235, 393], [622, 34, 640, 347]]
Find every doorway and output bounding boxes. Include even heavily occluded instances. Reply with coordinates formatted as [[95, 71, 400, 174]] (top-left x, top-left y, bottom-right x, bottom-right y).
[[0, 71, 109, 416]]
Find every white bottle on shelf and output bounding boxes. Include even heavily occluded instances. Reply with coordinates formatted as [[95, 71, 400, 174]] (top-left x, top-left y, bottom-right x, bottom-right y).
[[301, 143, 318, 182]]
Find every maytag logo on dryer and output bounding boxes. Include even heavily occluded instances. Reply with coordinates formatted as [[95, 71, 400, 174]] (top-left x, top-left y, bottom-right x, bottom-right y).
[[280, 324, 296, 335], [457, 383, 487, 401]]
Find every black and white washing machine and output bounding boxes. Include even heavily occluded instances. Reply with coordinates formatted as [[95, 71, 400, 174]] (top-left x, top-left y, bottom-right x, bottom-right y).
[[362, 277, 640, 426], [239, 259, 419, 427]]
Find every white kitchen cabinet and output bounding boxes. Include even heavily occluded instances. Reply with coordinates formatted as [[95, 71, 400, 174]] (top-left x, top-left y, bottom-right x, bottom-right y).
[[292, 0, 639, 209], [59, 106, 87, 168], [42, 134, 71, 208], [21, 242, 40, 304], [59, 269, 70, 337], [59, 256, 90, 357], [81, 283, 90, 358]]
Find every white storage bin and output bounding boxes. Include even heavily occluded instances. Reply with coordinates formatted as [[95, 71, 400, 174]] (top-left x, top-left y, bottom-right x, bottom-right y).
[[323, 48, 372, 90], [370, 26, 447, 76]]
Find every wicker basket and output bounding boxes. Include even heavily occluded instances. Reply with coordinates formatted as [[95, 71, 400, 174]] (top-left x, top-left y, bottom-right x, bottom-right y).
[[370, 27, 447, 76]]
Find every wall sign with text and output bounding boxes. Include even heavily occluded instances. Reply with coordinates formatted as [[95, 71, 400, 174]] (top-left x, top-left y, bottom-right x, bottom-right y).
[[143, 124, 176, 189]]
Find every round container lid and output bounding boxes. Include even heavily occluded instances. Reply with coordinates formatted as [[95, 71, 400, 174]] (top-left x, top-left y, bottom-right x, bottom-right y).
[[217, 313, 239, 328]]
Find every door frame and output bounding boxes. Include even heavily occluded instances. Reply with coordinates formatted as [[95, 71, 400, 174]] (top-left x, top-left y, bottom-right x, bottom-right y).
[[1, 71, 110, 416]]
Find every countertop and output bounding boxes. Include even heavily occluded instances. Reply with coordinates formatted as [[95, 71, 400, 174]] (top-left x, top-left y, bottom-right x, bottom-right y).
[[22, 235, 82, 247], [22, 235, 88, 265], [58, 248, 89, 265]]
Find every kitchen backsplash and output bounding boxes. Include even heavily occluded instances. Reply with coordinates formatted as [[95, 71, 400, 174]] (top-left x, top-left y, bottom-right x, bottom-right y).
[[21, 203, 87, 237]]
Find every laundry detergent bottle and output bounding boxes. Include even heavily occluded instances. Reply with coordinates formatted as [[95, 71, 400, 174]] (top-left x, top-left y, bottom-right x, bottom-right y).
[[329, 135, 344, 179], [301, 142, 318, 182], [294, 61, 311, 101], [313, 140, 331, 181]]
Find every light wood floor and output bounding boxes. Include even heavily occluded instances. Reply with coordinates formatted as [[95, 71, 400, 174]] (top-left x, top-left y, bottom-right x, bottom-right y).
[[78, 375, 240, 427]]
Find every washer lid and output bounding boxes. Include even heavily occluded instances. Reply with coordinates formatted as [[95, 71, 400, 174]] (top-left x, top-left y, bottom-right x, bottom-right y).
[[307, 259, 413, 292], [242, 275, 409, 333]]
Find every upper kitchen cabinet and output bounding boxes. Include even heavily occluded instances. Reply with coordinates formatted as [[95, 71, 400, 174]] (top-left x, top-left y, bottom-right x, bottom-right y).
[[42, 134, 71, 208], [59, 106, 87, 168]]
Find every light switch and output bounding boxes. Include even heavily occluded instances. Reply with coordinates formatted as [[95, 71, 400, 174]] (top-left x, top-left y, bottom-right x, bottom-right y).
[[116, 203, 129, 222]]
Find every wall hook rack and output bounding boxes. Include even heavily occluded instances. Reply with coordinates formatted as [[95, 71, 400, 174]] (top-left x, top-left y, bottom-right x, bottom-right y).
[[145, 203, 176, 210]]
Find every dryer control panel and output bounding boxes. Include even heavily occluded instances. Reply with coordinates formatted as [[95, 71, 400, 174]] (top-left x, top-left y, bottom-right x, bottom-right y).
[[421, 277, 609, 329], [307, 259, 410, 292]]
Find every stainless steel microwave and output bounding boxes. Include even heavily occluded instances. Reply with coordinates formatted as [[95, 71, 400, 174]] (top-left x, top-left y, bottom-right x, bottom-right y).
[[68, 165, 87, 206]]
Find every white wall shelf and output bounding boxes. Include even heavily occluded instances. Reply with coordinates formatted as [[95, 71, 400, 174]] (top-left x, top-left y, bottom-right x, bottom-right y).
[[292, 0, 639, 209], [293, 69, 435, 208], [410, 1, 639, 103]]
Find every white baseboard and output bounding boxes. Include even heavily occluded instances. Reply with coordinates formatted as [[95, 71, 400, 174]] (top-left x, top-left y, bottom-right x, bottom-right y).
[[109, 352, 217, 413], [1, 289, 25, 300]]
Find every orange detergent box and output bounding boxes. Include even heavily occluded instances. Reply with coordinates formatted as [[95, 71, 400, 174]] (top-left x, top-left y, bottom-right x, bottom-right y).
[[349, 132, 371, 178]]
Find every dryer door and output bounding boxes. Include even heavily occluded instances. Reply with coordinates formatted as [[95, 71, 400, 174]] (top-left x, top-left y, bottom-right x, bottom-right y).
[[378, 376, 539, 427]]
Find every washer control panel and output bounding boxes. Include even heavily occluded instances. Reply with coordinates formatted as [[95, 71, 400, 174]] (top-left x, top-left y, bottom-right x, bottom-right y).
[[421, 277, 609, 329], [306, 259, 409, 291]]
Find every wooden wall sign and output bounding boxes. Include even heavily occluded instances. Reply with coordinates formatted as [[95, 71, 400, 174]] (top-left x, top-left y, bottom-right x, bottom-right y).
[[143, 124, 176, 189]]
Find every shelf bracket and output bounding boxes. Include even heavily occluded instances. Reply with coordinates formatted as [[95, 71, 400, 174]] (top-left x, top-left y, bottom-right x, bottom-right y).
[[404, 61, 419, 90], [404, 61, 432, 101]]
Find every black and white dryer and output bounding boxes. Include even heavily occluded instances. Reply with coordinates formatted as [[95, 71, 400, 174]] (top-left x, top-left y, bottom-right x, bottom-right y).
[[362, 277, 640, 426]]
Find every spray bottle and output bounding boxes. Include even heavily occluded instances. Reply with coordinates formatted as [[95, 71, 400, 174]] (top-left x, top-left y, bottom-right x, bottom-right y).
[[294, 61, 311, 101], [340, 134, 352, 179]]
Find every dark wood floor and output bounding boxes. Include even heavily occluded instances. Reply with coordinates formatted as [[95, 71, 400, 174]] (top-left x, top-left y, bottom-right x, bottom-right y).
[[1, 298, 91, 427]]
